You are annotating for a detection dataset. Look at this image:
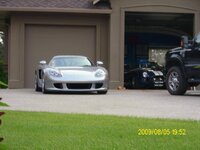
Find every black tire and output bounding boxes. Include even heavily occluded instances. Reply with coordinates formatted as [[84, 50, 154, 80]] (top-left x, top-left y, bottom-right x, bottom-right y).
[[35, 81, 41, 92], [35, 76, 42, 92], [97, 90, 107, 94], [131, 76, 137, 89], [166, 67, 188, 95], [42, 79, 48, 94]]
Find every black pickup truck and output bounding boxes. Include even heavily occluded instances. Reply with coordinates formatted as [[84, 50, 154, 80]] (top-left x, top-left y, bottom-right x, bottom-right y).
[[165, 33, 200, 95]]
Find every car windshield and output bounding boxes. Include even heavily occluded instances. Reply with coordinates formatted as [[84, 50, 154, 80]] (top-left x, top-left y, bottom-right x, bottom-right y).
[[139, 61, 163, 70], [49, 57, 93, 67], [195, 33, 200, 44]]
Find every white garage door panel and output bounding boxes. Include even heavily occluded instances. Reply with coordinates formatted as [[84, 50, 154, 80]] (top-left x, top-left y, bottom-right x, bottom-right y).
[[25, 25, 96, 88]]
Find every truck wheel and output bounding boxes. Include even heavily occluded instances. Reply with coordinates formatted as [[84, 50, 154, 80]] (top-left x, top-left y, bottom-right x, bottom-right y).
[[166, 67, 188, 95]]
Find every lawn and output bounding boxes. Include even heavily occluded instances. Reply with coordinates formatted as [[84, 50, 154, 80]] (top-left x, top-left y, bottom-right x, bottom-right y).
[[0, 111, 199, 150], [0, 102, 8, 107]]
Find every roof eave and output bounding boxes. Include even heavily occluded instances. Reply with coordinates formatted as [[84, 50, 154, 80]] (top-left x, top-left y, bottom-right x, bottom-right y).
[[0, 7, 112, 14]]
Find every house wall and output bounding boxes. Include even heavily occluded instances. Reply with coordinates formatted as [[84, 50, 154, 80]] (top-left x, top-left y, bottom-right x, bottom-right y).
[[8, 13, 109, 88], [109, 0, 200, 88]]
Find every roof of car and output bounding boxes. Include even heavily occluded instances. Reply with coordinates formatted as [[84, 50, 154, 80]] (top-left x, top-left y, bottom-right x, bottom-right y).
[[53, 55, 87, 58]]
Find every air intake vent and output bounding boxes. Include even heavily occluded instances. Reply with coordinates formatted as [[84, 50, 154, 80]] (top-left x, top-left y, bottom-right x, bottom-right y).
[[95, 83, 103, 89], [67, 83, 92, 89], [54, 83, 63, 89]]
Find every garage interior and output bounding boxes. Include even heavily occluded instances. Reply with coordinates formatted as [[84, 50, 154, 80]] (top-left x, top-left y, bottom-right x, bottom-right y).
[[124, 12, 194, 84]]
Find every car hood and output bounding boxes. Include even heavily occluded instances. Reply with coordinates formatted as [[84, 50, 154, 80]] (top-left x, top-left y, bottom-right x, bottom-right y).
[[144, 68, 163, 76], [47, 66, 106, 81], [132, 68, 163, 76]]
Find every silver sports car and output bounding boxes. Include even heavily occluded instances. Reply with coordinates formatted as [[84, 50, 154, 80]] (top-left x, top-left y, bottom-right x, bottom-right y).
[[35, 55, 108, 94]]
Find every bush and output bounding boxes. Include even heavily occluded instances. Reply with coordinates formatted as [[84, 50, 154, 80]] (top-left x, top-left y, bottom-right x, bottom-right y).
[[0, 60, 8, 88]]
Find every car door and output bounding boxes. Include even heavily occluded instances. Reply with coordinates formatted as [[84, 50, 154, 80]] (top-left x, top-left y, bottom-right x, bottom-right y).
[[184, 44, 200, 78]]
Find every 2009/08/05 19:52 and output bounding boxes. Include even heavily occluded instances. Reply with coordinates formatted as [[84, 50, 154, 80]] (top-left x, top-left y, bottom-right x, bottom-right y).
[[138, 128, 186, 136]]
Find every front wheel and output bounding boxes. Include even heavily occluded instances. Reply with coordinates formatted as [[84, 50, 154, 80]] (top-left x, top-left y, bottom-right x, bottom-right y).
[[166, 67, 188, 95], [97, 90, 107, 94], [35, 75, 41, 92], [42, 79, 48, 94], [131, 76, 138, 89]]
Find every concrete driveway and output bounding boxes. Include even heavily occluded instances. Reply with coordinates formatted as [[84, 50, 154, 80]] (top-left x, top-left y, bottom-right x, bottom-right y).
[[0, 89, 200, 120]]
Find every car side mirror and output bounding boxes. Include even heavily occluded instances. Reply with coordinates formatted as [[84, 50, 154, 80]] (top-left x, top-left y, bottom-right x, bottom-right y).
[[39, 60, 47, 65], [194, 33, 200, 50], [194, 35, 200, 44], [151, 66, 156, 70], [181, 36, 189, 48], [97, 61, 103, 66]]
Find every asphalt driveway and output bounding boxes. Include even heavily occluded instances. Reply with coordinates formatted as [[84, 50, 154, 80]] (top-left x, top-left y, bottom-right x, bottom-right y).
[[0, 89, 200, 120]]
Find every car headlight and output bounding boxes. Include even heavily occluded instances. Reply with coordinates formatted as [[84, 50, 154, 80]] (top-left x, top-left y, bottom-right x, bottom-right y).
[[95, 69, 106, 78], [49, 69, 62, 77], [143, 72, 148, 78]]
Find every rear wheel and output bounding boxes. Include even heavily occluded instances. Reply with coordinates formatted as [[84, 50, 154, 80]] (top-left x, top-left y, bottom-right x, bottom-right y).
[[166, 67, 188, 95]]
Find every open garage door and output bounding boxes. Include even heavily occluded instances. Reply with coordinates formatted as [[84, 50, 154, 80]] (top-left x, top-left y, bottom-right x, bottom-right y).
[[25, 25, 96, 88], [124, 12, 194, 89]]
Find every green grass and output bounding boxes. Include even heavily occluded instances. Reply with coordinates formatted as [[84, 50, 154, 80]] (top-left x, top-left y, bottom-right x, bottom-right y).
[[0, 102, 8, 107], [0, 111, 200, 150], [0, 81, 7, 88]]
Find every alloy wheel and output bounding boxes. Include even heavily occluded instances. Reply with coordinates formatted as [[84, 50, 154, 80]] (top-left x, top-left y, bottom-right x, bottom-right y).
[[168, 71, 179, 91]]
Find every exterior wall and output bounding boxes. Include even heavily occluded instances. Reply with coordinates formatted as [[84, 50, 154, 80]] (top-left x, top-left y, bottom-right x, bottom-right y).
[[8, 13, 109, 88], [109, 0, 200, 88]]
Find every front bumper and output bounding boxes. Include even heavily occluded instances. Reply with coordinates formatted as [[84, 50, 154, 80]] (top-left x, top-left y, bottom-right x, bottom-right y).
[[142, 76, 164, 88], [44, 75, 108, 92]]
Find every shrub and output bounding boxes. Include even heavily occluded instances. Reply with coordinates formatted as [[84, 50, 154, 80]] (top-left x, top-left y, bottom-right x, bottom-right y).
[[0, 60, 8, 88]]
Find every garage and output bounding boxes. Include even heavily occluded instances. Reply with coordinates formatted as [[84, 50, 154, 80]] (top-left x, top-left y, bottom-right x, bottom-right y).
[[6, 12, 109, 88], [124, 12, 194, 88], [25, 25, 96, 88], [1, 0, 200, 89]]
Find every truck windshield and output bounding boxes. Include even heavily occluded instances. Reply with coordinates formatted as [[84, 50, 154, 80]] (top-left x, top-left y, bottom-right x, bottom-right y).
[[195, 33, 200, 44]]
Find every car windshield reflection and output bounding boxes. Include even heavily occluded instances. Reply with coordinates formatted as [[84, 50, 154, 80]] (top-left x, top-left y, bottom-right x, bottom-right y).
[[49, 57, 93, 67], [139, 61, 163, 70]]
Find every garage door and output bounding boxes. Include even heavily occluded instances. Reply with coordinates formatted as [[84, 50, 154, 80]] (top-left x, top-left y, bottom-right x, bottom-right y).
[[25, 25, 96, 88]]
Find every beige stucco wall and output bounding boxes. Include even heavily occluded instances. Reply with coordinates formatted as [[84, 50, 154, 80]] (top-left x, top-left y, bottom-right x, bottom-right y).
[[108, 0, 200, 89], [8, 13, 109, 88]]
